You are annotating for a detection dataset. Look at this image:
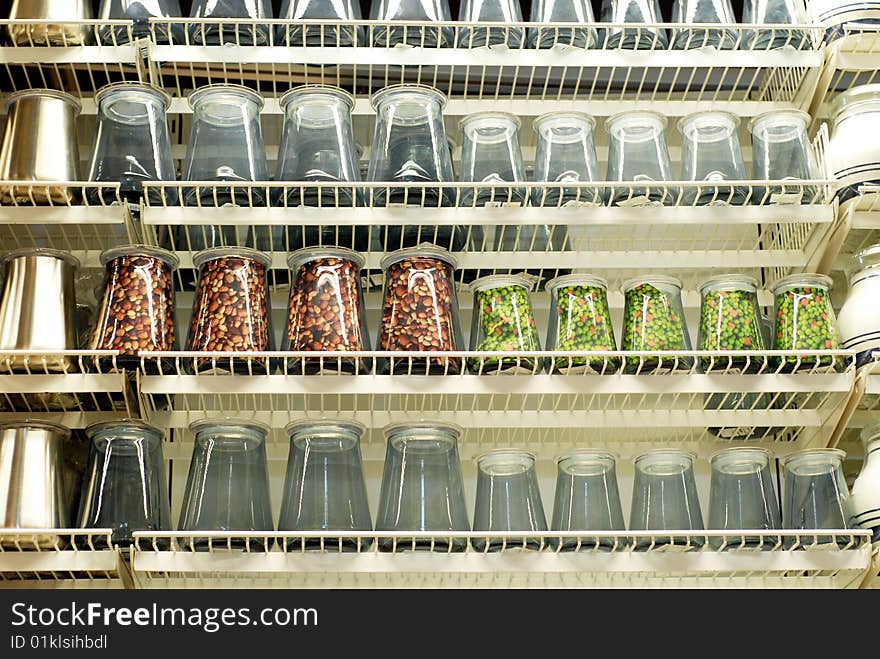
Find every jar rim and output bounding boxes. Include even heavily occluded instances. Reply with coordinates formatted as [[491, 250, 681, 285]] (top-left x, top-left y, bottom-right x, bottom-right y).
[[192, 246, 271, 269], [287, 246, 365, 271], [285, 418, 366, 438], [633, 448, 697, 466], [382, 421, 463, 441], [380, 243, 458, 271], [189, 417, 270, 437], [699, 273, 759, 293], [370, 84, 447, 111], [770, 272, 832, 294], [95, 81, 172, 108], [469, 273, 536, 293], [604, 110, 667, 133], [555, 448, 619, 465], [85, 418, 163, 440], [279, 84, 355, 111], [0, 419, 71, 438], [533, 111, 596, 133], [100, 244, 179, 269], [188, 83, 265, 110], [458, 111, 522, 132], [620, 274, 683, 293], [545, 273, 609, 292], [781, 448, 846, 467], [747, 109, 810, 134], [4, 88, 81, 113], [0, 248, 80, 269], [709, 446, 771, 464]]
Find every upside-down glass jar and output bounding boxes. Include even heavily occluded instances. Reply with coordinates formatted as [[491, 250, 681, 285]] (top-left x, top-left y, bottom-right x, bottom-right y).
[[283, 247, 371, 375], [90, 245, 178, 372], [770, 273, 840, 372], [185, 247, 273, 374], [379, 245, 464, 375], [697, 274, 766, 372], [621, 275, 693, 373]]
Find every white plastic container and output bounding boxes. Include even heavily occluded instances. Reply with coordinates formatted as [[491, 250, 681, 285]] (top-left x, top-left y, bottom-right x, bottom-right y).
[[827, 84, 880, 202], [838, 244, 880, 366], [850, 420, 880, 541]]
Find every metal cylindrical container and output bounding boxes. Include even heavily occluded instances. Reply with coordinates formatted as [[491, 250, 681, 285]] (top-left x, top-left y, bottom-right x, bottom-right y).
[[0, 89, 82, 204], [0, 249, 79, 371], [0, 421, 81, 548], [7, 0, 93, 46]]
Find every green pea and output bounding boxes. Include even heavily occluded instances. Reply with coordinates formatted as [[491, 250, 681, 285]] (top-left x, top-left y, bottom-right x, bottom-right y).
[[550, 284, 619, 373], [468, 283, 540, 373], [621, 282, 689, 373], [772, 284, 840, 371], [698, 286, 765, 372]]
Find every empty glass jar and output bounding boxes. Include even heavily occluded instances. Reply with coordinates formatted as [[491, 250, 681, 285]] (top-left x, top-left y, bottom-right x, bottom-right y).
[[532, 112, 603, 207], [278, 420, 372, 550], [528, 0, 598, 48], [178, 419, 274, 550], [605, 111, 674, 206], [671, 0, 738, 49], [621, 275, 693, 373], [369, 0, 454, 47], [379, 245, 464, 374], [458, 0, 524, 47], [186, 247, 273, 374], [458, 112, 527, 207], [782, 448, 852, 546], [551, 450, 627, 551], [90, 245, 178, 370], [827, 84, 880, 203], [182, 84, 269, 208], [678, 111, 748, 206], [277, 0, 364, 46], [283, 247, 370, 375], [630, 449, 704, 549], [743, 0, 811, 50], [86, 82, 175, 205], [189, 0, 274, 45], [472, 450, 548, 551], [98, 0, 183, 43], [77, 420, 171, 546], [468, 274, 541, 374], [376, 422, 469, 551], [750, 110, 818, 204], [600, 0, 668, 49]]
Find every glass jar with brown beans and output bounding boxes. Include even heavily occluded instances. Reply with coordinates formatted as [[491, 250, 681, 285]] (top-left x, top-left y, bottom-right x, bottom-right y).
[[186, 247, 274, 374], [379, 244, 464, 375], [90, 245, 178, 372], [283, 247, 371, 375]]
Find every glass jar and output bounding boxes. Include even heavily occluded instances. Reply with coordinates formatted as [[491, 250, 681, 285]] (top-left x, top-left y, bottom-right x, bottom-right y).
[[86, 83, 176, 205], [90, 245, 178, 371], [827, 84, 880, 202], [369, 0, 454, 47], [186, 247, 273, 374], [278, 0, 364, 46], [379, 245, 463, 374], [621, 275, 693, 373], [749, 110, 818, 204], [670, 0, 737, 50], [770, 273, 840, 372], [850, 419, 880, 541], [283, 247, 370, 375], [678, 111, 748, 206], [179, 419, 274, 550], [468, 274, 541, 374], [605, 111, 674, 206], [458, 0, 524, 48], [532, 112, 603, 207], [458, 112, 527, 208], [77, 420, 171, 547], [375, 422, 469, 552], [528, 0, 598, 49], [742, 0, 810, 50], [189, 0, 274, 45], [698, 274, 766, 371], [546, 274, 618, 374], [600, 0, 668, 49], [98, 0, 183, 44], [782, 448, 852, 547], [838, 244, 880, 366]]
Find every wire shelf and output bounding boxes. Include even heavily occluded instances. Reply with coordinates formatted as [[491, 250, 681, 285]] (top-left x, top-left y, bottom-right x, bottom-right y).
[[129, 529, 873, 589], [135, 349, 855, 459], [143, 18, 823, 114], [0, 529, 124, 586]]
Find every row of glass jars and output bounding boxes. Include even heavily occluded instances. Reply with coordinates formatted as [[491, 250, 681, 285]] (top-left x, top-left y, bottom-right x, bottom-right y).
[[6, 417, 865, 549], [6, 0, 813, 50], [0, 82, 819, 208]]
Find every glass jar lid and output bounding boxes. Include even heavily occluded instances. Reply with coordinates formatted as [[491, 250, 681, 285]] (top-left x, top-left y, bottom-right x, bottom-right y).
[[4, 88, 82, 113], [459, 111, 521, 134], [699, 273, 759, 294], [770, 273, 832, 295], [748, 109, 810, 136], [380, 243, 458, 271], [830, 83, 880, 119], [85, 418, 164, 442], [100, 244, 179, 269], [781, 448, 846, 473], [605, 110, 667, 138], [476, 448, 536, 475], [287, 246, 365, 272], [382, 421, 462, 443], [709, 446, 770, 472], [545, 273, 608, 293], [533, 111, 596, 135], [0, 419, 71, 439], [188, 83, 265, 112], [370, 84, 447, 112], [192, 246, 271, 269], [189, 417, 270, 438], [0, 248, 80, 269], [279, 85, 355, 112], [285, 419, 366, 448], [677, 111, 740, 141], [556, 449, 618, 476], [633, 448, 696, 472], [621, 274, 683, 294], [95, 81, 172, 110], [470, 273, 536, 293]]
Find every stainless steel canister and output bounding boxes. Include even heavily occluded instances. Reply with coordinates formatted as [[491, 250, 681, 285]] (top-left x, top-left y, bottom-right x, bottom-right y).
[[7, 0, 94, 46], [0, 89, 82, 204], [0, 421, 87, 548], [0, 249, 79, 372]]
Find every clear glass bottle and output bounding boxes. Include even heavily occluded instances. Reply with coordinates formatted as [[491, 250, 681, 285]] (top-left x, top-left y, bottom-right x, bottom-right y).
[[850, 420, 880, 541], [621, 275, 693, 373], [375, 422, 469, 552], [671, 0, 738, 49], [468, 274, 542, 374], [369, 0, 454, 47], [86, 82, 176, 205], [277, 0, 364, 46], [458, 112, 527, 208], [532, 112, 603, 207], [678, 111, 748, 206], [379, 244, 464, 374], [528, 0, 598, 48], [605, 111, 675, 206], [283, 247, 370, 375], [827, 84, 880, 203], [458, 0, 524, 47], [600, 0, 668, 49], [749, 110, 818, 204], [189, 0, 274, 45], [182, 84, 269, 209], [178, 419, 274, 550], [838, 245, 880, 366]]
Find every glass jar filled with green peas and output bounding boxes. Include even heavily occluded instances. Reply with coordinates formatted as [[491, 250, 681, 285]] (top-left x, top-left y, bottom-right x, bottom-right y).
[[621, 275, 693, 374], [545, 274, 619, 374], [771, 273, 841, 372], [468, 273, 542, 374], [698, 274, 766, 373]]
